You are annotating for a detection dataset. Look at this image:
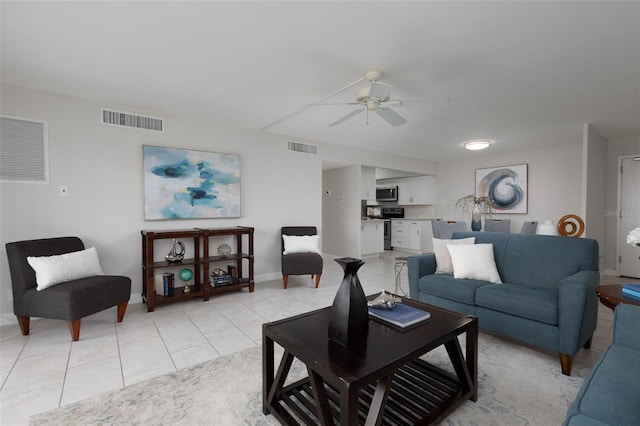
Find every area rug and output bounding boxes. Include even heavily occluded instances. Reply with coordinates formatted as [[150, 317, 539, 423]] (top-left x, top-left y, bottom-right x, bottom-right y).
[[30, 332, 587, 425]]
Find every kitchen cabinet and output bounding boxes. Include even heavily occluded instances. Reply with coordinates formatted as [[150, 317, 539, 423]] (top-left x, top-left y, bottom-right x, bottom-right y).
[[391, 219, 434, 253], [361, 166, 376, 200], [361, 220, 384, 255], [391, 219, 410, 250], [397, 176, 436, 205]]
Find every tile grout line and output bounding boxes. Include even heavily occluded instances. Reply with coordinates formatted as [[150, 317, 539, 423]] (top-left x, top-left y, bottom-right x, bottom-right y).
[[57, 338, 73, 408], [114, 310, 126, 393], [184, 311, 222, 359]]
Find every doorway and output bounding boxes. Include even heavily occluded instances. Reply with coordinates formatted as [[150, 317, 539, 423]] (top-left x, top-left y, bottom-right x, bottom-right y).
[[618, 156, 640, 278]]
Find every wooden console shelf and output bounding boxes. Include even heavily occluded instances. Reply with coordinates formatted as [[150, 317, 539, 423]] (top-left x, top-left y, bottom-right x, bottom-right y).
[[141, 226, 254, 312]]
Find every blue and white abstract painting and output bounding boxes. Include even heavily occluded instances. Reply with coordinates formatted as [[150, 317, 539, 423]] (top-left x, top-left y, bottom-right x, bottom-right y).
[[143, 146, 240, 220], [476, 164, 528, 214]]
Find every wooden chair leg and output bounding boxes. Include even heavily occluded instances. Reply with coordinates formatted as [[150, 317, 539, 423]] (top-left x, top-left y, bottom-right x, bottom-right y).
[[315, 274, 321, 288], [117, 301, 128, 322], [16, 315, 30, 336], [283, 275, 288, 289], [560, 353, 573, 376], [68, 319, 81, 341]]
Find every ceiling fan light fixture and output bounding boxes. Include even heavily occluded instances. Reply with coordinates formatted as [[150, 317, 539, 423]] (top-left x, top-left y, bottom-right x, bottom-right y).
[[464, 139, 493, 151], [366, 101, 379, 112]]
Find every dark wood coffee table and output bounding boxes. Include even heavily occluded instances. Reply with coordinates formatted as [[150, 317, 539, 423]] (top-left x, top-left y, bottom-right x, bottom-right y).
[[262, 296, 478, 425], [596, 284, 640, 310]]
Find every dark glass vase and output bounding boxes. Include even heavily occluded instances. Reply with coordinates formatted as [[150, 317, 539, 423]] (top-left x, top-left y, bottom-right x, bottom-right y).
[[328, 257, 369, 349]]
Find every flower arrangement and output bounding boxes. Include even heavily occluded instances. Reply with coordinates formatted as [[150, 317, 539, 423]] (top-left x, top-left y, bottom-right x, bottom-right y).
[[455, 195, 496, 231], [628, 227, 640, 247], [455, 195, 496, 217]]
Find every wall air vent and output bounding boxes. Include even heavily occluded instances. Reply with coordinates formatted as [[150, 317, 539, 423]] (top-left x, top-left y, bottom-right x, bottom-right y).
[[101, 108, 164, 132], [287, 141, 317, 155], [0, 115, 48, 183]]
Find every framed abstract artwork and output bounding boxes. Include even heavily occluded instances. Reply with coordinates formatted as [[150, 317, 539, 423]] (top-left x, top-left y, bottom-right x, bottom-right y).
[[475, 164, 528, 214], [143, 145, 240, 220]]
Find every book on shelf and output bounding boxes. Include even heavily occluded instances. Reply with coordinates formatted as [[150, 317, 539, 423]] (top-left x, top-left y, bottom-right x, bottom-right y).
[[162, 272, 175, 297], [368, 303, 430, 328], [210, 273, 233, 286]]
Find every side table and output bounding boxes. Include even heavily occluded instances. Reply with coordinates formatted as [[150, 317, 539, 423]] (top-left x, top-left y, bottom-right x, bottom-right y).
[[596, 284, 640, 310]]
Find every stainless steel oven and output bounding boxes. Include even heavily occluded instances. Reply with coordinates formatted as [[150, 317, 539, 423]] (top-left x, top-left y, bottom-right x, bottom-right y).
[[383, 220, 392, 250], [381, 207, 404, 250]]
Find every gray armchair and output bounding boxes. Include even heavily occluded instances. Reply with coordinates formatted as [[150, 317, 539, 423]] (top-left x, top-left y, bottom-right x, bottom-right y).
[[5, 237, 131, 341], [281, 226, 323, 289]]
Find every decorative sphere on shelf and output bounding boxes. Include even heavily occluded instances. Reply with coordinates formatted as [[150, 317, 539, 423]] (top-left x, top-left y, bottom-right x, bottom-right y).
[[178, 268, 193, 283], [217, 243, 232, 257]]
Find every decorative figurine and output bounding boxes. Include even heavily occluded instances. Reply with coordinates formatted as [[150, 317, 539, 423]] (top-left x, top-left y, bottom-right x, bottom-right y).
[[165, 239, 185, 263]]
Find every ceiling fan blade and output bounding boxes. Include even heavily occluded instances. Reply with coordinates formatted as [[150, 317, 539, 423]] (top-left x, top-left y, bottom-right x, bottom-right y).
[[385, 97, 451, 107], [368, 81, 392, 101], [329, 108, 364, 127], [305, 102, 360, 107], [377, 107, 407, 126]]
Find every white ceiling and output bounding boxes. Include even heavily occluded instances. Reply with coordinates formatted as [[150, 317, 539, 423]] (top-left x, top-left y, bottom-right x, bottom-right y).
[[2, 1, 639, 162]]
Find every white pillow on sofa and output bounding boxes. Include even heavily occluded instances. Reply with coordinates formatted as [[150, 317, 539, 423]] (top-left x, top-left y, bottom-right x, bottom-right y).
[[282, 235, 321, 255], [432, 237, 475, 274], [446, 243, 502, 284], [27, 247, 104, 291]]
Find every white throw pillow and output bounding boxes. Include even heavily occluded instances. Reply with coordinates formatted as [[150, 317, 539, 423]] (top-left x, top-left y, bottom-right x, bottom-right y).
[[282, 235, 320, 255], [27, 247, 104, 291], [432, 237, 475, 274], [447, 243, 502, 284]]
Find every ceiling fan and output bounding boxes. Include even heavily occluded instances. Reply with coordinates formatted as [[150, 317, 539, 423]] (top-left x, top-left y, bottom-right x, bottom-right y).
[[306, 69, 449, 127]]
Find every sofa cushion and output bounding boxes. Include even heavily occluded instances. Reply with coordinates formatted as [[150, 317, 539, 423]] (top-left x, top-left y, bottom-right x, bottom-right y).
[[569, 345, 640, 425], [447, 243, 502, 284], [476, 283, 558, 325], [418, 274, 490, 305], [27, 247, 104, 291], [432, 237, 475, 274], [282, 234, 320, 254]]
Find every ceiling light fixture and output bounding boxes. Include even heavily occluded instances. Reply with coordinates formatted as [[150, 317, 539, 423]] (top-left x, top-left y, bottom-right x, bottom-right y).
[[464, 139, 493, 151]]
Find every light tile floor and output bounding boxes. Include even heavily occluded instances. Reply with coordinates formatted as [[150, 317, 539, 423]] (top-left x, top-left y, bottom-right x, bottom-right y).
[[0, 252, 637, 425]]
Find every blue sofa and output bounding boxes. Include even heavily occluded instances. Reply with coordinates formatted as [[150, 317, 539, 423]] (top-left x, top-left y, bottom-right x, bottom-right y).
[[563, 304, 640, 426], [408, 231, 600, 375]]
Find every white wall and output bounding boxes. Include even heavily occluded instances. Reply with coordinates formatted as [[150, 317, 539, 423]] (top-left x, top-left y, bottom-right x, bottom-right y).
[[433, 143, 583, 233], [583, 124, 607, 268], [605, 134, 640, 272], [0, 84, 438, 320]]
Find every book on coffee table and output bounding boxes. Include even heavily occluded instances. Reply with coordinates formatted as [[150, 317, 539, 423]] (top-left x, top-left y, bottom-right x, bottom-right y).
[[368, 303, 431, 328], [622, 284, 640, 299]]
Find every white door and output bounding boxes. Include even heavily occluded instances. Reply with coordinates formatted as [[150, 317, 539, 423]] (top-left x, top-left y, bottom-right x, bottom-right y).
[[620, 157, 640, 278]]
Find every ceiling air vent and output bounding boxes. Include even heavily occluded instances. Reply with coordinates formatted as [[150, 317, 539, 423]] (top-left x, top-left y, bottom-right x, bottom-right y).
[[101, 108, 164, 132], [287, 141, 317, 155]]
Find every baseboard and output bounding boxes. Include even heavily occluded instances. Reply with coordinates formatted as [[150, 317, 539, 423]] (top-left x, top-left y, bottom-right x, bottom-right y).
[[0, 313, 17, 327]]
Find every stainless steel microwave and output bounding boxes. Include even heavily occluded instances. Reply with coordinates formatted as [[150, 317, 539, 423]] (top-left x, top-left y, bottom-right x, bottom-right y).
[[376, 186, 398, 202]]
